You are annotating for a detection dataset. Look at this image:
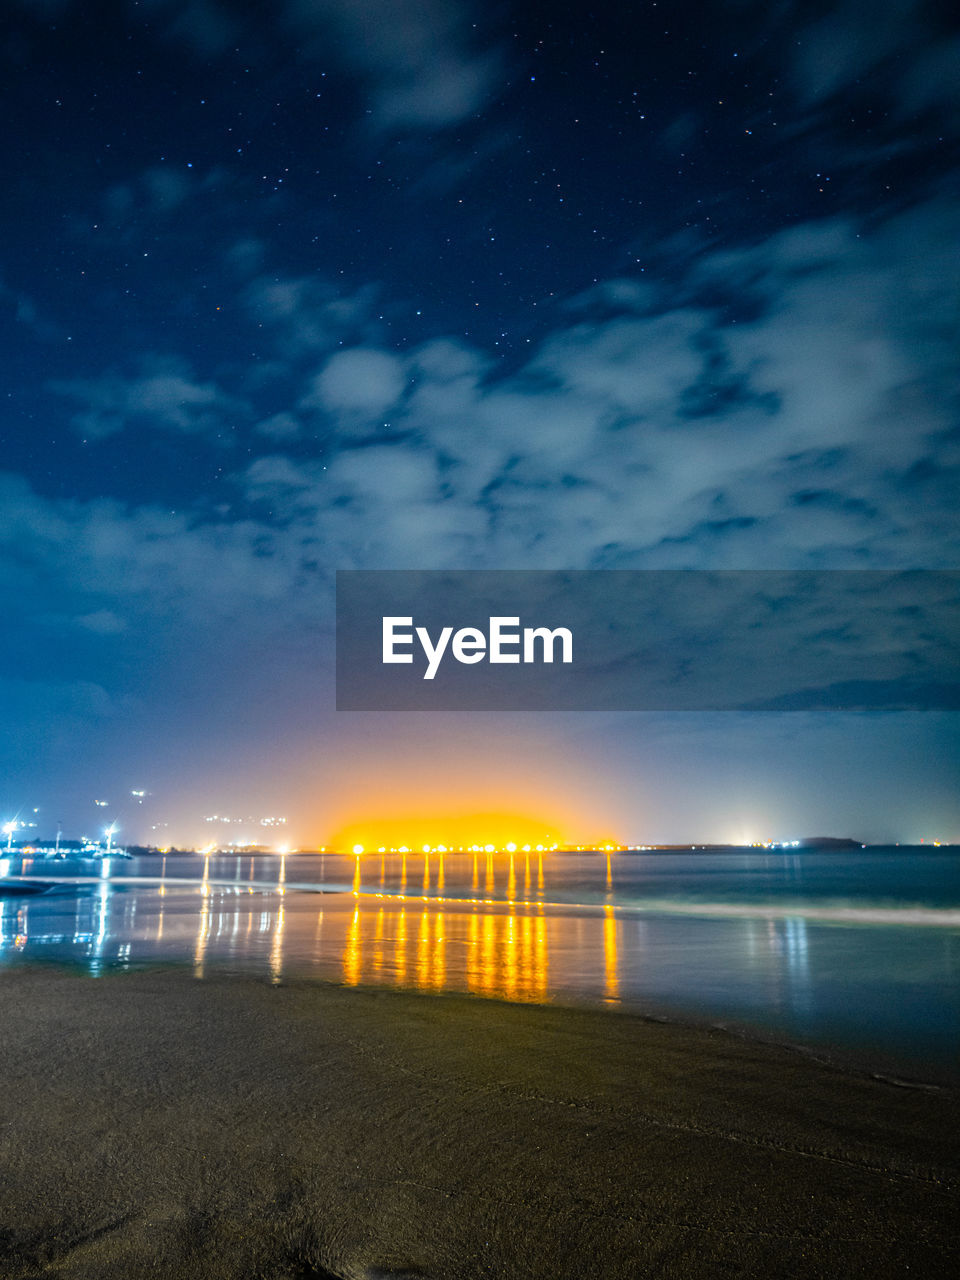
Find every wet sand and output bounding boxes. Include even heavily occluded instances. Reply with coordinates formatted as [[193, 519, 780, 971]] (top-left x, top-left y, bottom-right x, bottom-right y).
[[1, 967, 958, 1279]]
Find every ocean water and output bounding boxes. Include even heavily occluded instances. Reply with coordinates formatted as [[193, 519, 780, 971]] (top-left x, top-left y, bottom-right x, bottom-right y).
[[2, 847, 958, 1080]]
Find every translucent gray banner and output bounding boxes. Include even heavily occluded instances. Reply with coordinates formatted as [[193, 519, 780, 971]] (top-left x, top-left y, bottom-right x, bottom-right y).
[[335, 570, 960, 711]]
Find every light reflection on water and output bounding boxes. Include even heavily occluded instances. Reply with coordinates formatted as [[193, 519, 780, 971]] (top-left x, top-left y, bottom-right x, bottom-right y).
[[1, 849, 958, 1077]]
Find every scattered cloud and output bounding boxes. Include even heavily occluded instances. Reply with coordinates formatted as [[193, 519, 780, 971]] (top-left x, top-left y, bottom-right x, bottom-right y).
[[734, 0, 960, 124], [243, 274, 379, 357], [235, 199, 959, 572], [51, 357, 250, 439], [80, 0, 503, 131], [93, 165, 229, 243], [76, 609, 127, 635], [254, 411, 302, 441], [284, 0, 502, 130], [4, 198, 957, 765], [0, 274, 63, 341], [302, 347, 407, 419], [34, 197, 960, 585]]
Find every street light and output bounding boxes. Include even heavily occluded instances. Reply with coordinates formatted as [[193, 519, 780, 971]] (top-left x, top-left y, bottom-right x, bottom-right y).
[[3, 821, 16, 852]]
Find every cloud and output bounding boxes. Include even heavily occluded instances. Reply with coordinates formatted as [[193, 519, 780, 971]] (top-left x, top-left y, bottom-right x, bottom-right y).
[[529, 311, 706, 417], [0, 467, 335, 755], [243, 445, 485, 566], [284, 0, 501, 130], [4, 194, 958, 828], [234, 199, 960, 572], [255, 412, 302, 441], [900, 35, 960, 120], [791, 0, 924, 104], [411, 338, 491, 383], [303, 346, 407, 419], [33, 196, 960, 575], [161, 0, 241, 55], [243, 274, 379, 357], [0, 675, 119, 770], [76, 609, 127, 635], [101, 0, 501, 131], [51, 357, 249, 439], [11, 200, 960, 700], [735, 0, 960, 125], [94, 165, 228, 243], [0, 275, 63, 341]]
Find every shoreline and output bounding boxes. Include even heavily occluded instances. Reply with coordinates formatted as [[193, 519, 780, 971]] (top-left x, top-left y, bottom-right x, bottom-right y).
[[2, 965, 958, 1278], [5, 940, 959, 1089]]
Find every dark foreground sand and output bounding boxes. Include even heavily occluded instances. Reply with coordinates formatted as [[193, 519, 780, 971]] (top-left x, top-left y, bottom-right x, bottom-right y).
[[1, 968, 958, 1279]]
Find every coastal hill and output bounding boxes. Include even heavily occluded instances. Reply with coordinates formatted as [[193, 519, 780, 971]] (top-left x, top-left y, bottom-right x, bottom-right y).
[[797, 837, 864, 849]]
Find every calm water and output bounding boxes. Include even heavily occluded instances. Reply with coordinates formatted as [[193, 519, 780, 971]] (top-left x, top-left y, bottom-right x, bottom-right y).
[[2, 848, 958, 1080]]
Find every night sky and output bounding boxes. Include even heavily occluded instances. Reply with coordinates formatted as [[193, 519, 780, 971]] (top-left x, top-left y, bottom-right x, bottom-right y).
[[2, 0, 959, 848]]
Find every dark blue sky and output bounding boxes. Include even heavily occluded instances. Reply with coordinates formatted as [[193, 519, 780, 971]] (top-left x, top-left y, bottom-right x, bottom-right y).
[[1, 0, 958, 846]]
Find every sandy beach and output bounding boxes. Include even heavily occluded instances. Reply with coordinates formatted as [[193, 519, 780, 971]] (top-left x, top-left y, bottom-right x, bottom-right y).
[[0, 966, 957, 1279]]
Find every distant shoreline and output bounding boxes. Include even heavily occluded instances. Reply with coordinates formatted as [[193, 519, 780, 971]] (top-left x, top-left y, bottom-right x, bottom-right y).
[[10, 840, 959, 857]]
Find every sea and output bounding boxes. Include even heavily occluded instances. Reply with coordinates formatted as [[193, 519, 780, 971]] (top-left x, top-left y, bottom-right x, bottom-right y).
[[2, 847, 958, 1081]]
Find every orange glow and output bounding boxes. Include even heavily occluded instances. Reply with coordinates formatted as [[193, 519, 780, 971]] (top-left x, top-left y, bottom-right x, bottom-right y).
[[326, 810, 565, 854], [603, 905, 619, 1001], [343, 906, 362, 985], [269, 901, 284, 984], [334, 894, 549, 1003]]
